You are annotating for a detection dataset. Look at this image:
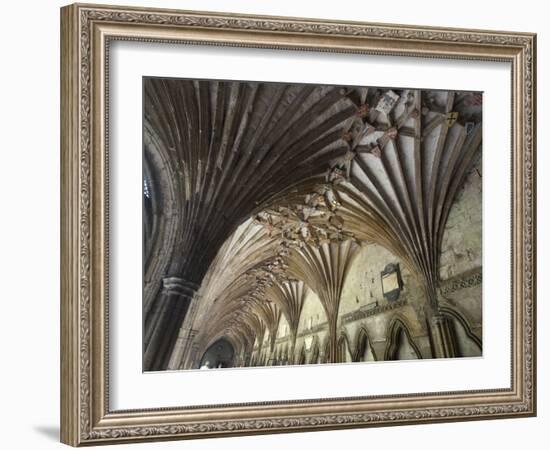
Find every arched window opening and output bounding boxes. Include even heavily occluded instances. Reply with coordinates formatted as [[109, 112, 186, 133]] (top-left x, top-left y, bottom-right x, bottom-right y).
[[384, 319, 422, 361], [394, 328, 419, 360], [337, 335, 352, 363], [356, 329, 376, 362]]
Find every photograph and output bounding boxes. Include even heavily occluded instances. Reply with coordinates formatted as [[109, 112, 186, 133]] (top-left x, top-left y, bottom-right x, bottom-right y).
[[142, 78, 483, 371]]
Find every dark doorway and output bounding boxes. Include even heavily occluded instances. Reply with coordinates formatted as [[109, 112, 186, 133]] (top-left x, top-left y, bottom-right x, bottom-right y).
[[199, 338, 235, 369]]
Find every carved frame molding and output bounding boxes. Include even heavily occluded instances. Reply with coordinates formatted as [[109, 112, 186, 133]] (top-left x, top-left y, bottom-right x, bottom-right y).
[[60, 3, 536, 446]]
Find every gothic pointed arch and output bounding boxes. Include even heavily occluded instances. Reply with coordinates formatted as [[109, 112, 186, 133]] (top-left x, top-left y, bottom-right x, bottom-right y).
[[266, 280, 309, 362], [309, 339, 320, 365], [439, 306, 482, 356], [384, 316, 423, 361], [199, 338, 235, 369], [336, 331, 353, 363], [354, 326, 378, 362]]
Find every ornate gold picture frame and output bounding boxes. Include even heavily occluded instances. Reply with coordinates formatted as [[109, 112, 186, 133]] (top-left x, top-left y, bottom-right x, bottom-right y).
[[60, 2, 536, 446]]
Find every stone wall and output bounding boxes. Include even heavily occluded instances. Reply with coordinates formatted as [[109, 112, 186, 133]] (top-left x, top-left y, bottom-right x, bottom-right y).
[[440, 158, 482, 281]]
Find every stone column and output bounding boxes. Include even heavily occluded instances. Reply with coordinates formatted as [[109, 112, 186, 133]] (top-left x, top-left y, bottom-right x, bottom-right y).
[[326, 318, 338, 363], [267, 350, 277, 366], [267, 334, 277, 366], [184, 328, 199, 368], [187, 342, 200, 369], [289, 330, 299, 365], [168, 327, 198, 370], [430, 314, 458, 358], [143, 277, 198, 371], [255, 340, 264, 367]]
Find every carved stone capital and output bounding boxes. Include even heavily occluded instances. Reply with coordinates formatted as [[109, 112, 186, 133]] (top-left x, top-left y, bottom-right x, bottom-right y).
[[162, 277, 199, 299], [431, 314, 449, 326]]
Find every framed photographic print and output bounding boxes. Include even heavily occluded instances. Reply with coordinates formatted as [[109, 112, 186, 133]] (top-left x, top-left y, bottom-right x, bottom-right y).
[[60, 2, 537, 446]]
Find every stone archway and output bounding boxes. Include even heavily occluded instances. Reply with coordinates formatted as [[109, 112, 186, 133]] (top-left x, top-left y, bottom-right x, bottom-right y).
[[384, 318, 422, 361], [355, 327, 377, 362], [336, 333, 353, 363], [199, 338, 235, 369]]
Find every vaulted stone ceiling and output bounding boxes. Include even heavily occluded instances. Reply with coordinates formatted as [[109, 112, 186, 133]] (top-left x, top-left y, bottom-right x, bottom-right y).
[[143, 78, 482, 370]]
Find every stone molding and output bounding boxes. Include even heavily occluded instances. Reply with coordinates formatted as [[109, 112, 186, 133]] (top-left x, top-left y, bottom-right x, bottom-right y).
[[161, 277, 199, 298], [439, 268, 482, 296]]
